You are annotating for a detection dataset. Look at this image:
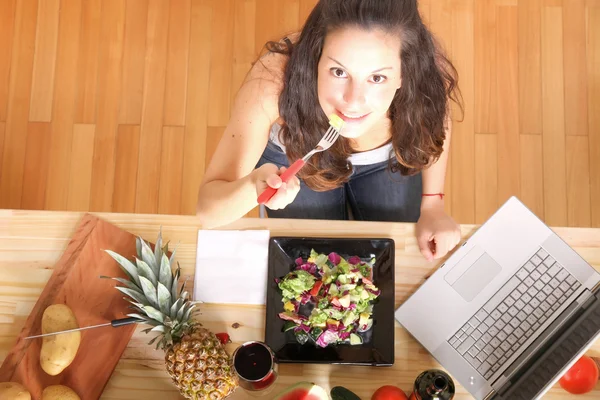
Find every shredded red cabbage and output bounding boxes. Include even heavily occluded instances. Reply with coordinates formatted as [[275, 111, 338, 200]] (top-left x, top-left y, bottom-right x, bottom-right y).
[[339, 331, 351, 340], [328, 252, 341, 265], [348, 256, 361, 265], [316, 329, 339, 347]]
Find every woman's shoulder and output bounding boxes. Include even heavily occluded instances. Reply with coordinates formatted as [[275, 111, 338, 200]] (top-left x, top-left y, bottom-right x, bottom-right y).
[[235, 33, 300, 123], [246, 33, 300, 88]]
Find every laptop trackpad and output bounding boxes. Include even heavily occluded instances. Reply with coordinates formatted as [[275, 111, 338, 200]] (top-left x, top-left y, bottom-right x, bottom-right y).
[[451, 252, 502, 302]]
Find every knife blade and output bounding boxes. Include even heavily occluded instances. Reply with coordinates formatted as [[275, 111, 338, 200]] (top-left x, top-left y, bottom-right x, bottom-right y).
[[25, 317, 142, 340]]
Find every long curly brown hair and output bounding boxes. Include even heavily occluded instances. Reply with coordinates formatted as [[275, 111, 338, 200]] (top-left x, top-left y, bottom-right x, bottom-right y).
[[264, 0, 463, 191]]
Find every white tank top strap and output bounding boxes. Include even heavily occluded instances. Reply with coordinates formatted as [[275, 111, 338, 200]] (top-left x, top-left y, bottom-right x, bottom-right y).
[[268, 122, 394, 166]]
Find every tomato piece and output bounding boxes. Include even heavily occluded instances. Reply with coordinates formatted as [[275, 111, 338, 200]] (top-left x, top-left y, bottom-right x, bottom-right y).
[[371, 385, 408, 400], [310, 280, 323, 296], [331, 297, 342, 307], [559, 355, 599, 394], [362, 277, 374, 286], [215, 332, 231, 345]]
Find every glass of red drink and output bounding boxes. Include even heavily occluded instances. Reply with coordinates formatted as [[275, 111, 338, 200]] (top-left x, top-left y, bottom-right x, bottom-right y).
[[232, 341, 278, 394]]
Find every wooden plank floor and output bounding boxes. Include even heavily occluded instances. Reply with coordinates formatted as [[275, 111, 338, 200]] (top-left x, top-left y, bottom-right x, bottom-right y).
[[0, 0, 598, 227]]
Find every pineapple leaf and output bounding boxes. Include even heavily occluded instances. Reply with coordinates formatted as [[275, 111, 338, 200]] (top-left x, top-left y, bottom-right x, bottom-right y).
[[157, 282, 171, 315], [182, 304, 196, 322], [148, 336, 160, 346], [169, 298, 183, 320], [150, 325, 166, 333], [158, 253, 173, 291], [171, 326, 183, 339], [190, 301, 201, 319], [139, 238, 158, 275], [181, 291, 190, 301], [135, 258, 157, 287], [117, 287, 150, 306], [154, 229, 163, 265], [177, 302, 190, 321], [105, 250, 141, 287], [142, 327, 153, 334], [100, 276, 141, 291], [128, 315, 161, 327], [136, 237, 143, 259], [126, 302, 147, 315], [126, 313, 148, 321], [171, 266, 181, 301], [173, 327, 183, 338], [126, 299, 146, 309], [169, 243, 179, 268], [179, 276, 189, 297], [143, 305, 165, 323], [139, 276, 159, 308]]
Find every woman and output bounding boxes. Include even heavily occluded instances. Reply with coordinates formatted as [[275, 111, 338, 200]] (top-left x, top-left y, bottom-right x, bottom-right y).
[[196, 0, 463, 261]]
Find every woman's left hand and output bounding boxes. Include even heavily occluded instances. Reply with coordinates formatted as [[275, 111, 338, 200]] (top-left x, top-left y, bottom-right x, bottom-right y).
[[416, 205, 461, 261]]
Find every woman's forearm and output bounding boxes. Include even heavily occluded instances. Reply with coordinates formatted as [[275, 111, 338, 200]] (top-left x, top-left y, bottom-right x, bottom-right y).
[[196, 173, 259, 229]]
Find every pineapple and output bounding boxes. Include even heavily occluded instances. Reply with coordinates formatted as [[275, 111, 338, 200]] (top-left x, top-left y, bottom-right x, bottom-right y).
[[103, 230, 238, 400]]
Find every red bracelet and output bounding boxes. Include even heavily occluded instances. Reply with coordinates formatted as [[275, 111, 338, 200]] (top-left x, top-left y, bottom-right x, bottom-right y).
[[422, 193, 445, 199]]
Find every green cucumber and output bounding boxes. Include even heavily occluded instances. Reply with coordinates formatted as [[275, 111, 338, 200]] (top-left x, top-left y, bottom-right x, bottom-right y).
[[309, 327, 323, 342], [331, 386, 361, 400], [294, 330, 309, 345], [349, 333, 363, 345], [282, 321, 296, 332]]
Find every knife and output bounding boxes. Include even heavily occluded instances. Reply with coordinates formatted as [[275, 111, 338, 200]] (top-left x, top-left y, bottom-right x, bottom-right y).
[[24, 317, 142, 340]]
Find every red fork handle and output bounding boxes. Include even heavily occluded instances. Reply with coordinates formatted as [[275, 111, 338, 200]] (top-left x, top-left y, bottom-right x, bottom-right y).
[[257, 159, 305, 204]]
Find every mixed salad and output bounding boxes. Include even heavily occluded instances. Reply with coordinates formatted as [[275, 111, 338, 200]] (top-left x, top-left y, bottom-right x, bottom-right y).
[[276, 249, 381, 348]]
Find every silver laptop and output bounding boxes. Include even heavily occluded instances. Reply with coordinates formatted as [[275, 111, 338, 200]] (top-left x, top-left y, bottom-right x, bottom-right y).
[[395, 196, 600, 400]]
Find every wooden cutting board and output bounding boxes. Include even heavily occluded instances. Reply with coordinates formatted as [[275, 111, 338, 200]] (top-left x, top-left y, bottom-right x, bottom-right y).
[[0, 214, 143, 399]]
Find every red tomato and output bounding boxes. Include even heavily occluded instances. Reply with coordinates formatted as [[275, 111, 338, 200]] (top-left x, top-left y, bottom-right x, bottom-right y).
[[559, 355, 599, 394], [310, 281, 323, 296], [371, 385, 409, 400], [214, 332, 231, 345]]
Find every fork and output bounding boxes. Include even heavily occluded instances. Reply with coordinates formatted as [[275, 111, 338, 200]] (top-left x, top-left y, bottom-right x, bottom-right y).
[[257, 115, 344, 205]]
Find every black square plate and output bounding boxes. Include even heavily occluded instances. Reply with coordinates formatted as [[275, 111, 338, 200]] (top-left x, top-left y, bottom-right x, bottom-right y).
[[264, 237, 395, 366]]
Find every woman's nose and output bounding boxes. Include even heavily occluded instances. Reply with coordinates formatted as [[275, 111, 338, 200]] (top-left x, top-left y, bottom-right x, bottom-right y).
[[342, 81, 366, 107]]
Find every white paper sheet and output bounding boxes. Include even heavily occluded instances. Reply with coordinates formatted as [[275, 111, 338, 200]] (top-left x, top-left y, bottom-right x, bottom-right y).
[[193, 230, 270, 305]]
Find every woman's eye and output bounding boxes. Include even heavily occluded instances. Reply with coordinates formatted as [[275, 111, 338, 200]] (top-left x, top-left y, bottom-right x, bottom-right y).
[[371, 75, 387, 83], [331, 68, 347, 78]]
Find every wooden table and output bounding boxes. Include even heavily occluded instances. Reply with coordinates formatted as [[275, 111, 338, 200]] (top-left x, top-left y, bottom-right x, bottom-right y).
[[1, 210, 599, 399]]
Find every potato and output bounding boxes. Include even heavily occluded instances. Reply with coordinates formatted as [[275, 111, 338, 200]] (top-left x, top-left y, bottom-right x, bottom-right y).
[[0, 382, 31, 400], [39, 304, 81, 376], [41, 385, 80, 400]]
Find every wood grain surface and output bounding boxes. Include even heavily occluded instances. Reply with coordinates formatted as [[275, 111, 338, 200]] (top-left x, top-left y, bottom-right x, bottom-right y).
[[1, 210, 599, 399], [0, 0, 599, 228]]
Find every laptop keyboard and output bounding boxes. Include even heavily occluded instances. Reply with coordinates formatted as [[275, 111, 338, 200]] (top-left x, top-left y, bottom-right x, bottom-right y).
[[492, 292, 600, 400], [447, 248, 582, 380]]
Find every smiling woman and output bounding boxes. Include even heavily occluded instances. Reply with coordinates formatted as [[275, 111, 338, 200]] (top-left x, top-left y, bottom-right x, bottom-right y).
[[196, 0, 463, 262]]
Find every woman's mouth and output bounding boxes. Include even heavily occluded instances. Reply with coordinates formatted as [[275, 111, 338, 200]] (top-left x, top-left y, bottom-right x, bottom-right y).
[[336, 110, 370, 123]]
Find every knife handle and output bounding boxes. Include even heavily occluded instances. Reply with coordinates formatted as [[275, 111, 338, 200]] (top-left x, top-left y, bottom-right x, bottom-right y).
[[111, 317, 142, 327]]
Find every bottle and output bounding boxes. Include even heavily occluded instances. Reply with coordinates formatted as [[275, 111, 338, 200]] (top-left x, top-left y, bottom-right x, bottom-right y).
[[408, 369, 455, 400]]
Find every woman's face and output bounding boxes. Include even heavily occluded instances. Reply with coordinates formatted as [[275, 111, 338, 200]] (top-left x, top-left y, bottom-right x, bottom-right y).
[[317, 26, 402, 139]]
